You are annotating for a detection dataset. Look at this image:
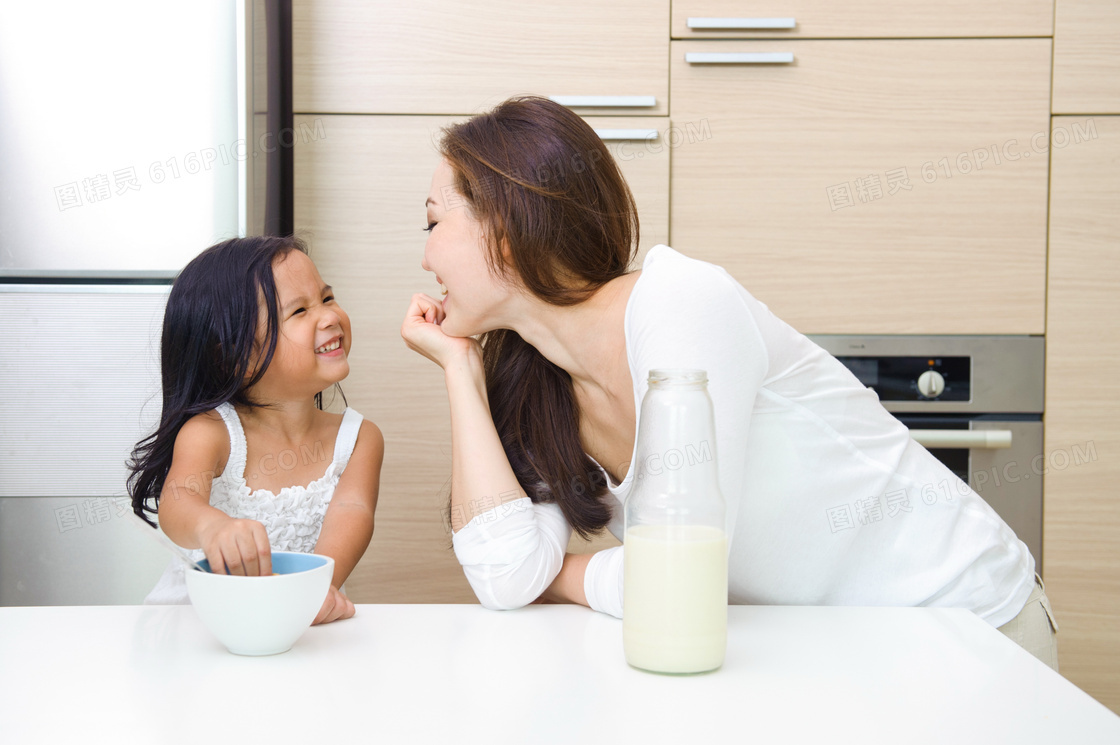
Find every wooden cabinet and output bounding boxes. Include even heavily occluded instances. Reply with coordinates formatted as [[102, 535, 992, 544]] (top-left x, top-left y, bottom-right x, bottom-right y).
[[293, 114, 665, 599], [590, 118, 671, 253], [671, 0, 1053, 39], [1045, 115, 1120, 713], [1053, 0, 1120, 114], [294, 114, 467, 603], [289, 0, 1119, 712], [293, 0, 670, 116], [669, 39, 1052, 334]]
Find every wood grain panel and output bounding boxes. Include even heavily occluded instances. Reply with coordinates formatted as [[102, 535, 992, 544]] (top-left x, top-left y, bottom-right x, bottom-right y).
[[295, 114, 666, 601], [295, 114, 471, 603], [671, 0, 1053, 39], [670, 39, 1052, 334], [1045, 115, 1120, 714], [293, 0, 670, 116], [1053, 0, 1120, 114], [588, 117, 671, 253]]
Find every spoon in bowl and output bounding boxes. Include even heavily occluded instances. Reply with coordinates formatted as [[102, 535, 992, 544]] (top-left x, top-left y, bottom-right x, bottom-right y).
[[127, 512, 209, 573]]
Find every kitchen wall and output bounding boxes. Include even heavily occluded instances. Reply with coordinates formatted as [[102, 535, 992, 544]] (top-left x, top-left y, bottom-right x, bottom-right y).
[[289, 0, 1120, 713]]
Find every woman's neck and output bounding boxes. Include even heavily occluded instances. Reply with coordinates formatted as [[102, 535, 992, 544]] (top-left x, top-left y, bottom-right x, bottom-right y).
[[508, 271, 640, 396]]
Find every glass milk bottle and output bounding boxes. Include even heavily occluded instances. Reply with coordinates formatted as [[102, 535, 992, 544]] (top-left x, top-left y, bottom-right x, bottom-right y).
[[623, 369, 728, 674]]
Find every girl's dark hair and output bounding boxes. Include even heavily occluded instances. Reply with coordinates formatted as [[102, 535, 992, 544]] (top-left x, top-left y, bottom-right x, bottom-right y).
[[439, 95, 639, 538], [128, 235, 338, 525]]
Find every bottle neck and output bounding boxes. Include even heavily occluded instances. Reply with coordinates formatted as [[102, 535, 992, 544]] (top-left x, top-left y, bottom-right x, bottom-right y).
[[648, 368, 708, 388]]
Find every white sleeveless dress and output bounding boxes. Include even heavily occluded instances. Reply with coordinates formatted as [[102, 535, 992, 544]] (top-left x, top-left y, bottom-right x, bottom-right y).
[[144, 402, 365, 604]]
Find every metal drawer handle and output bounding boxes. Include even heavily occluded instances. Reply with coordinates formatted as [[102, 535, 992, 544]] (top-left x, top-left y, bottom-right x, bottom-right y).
[[687, 17, 796, 30], [593, 129, 659, 141], [910, 430, 1013, 450], [684, 52, 795, 65], [548, 95, 657, 108]]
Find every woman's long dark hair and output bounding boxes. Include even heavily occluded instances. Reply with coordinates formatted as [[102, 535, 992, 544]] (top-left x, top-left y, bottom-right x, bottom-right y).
[[439, 95, 640, 538], [128, 236, 316, 525]]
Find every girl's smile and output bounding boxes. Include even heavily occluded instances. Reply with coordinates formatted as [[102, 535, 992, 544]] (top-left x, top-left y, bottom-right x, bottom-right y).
[[255, 250, 352, 399], [316, 334, 345, 356]]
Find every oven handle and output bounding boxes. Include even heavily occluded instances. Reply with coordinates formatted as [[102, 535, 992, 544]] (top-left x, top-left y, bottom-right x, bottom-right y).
[[909, 429, 1013, 449]]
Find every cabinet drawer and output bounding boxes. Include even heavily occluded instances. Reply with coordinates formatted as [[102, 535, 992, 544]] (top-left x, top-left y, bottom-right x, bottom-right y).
[[294, 0, 669, 115], [669, 39, 1051, 334], [1053, 0, 1120, 113], [294, 113, 665, 600], [671, 0, 1053, 39]]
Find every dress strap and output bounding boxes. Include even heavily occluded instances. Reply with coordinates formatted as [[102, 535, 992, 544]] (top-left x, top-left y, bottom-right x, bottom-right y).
[[332, 408, 364, 468], [213, 402, 248, 484]]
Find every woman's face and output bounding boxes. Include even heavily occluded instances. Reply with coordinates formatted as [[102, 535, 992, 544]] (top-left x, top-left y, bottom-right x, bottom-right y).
[[422, 159, 515, 337]]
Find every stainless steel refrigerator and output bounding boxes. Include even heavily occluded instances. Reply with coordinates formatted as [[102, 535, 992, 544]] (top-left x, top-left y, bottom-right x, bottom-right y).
[[0, 1, 274, 604]]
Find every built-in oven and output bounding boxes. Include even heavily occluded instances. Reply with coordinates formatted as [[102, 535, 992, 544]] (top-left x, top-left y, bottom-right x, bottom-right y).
[[807, 335, 1045, 571]]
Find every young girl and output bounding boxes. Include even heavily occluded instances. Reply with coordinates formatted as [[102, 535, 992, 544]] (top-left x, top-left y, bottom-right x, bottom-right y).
[[129, 236, 383, 625]]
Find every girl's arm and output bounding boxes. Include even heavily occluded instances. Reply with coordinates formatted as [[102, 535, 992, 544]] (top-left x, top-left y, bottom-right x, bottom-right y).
[[158, 412, 273, 576], [312, 419, 383, 624]]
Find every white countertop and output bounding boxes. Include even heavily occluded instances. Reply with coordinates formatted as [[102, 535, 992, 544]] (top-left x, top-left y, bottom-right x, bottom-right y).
[[1, 604, 1118, 744]]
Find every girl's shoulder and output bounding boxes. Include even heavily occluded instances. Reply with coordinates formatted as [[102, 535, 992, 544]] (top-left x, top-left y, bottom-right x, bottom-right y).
[[316, 409, 383, 448], [174, 409, 232, 475], [178, 409, 229, 439]]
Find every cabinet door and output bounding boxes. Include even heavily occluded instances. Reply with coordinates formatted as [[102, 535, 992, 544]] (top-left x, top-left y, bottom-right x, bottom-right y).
[[294, 0, 670, 116], [295, 114, 665, 601], [295, 115, 467, 603], [670, 39, 1051, 334], [1045, 115, 1120, 715], [671, 0, 1053, 39], [1053, 0, 1120, 114]]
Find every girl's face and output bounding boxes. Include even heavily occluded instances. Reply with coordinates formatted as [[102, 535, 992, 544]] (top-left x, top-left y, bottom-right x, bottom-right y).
[[422, 159, 517, 337], [253, 250, 352, 399]]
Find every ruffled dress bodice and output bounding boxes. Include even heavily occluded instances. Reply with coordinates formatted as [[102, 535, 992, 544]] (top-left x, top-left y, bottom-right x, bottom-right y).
[[144, 403, 364, 604]]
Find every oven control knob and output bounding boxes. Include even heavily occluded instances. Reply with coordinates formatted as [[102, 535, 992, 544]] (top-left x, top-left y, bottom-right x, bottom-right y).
[[918, 370, 945, 398]]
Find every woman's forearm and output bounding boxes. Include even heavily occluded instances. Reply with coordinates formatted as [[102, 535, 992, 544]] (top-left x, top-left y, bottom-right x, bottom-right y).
[[443, 351, 528, 533], [540, 552, 592, 606]]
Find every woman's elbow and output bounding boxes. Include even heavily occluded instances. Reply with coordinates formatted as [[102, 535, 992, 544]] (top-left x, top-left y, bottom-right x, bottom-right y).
[[463, 556, 562, 610]]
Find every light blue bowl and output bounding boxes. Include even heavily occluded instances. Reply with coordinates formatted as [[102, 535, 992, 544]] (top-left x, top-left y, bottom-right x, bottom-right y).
[[196, 551, 331, 575], [185, 551, 333, 656]]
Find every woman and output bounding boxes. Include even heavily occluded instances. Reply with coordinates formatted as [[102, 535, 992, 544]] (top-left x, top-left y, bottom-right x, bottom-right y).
[[400, 95, 1059, 670]]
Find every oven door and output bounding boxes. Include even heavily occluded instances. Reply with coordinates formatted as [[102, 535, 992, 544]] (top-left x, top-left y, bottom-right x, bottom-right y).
[[894, 415, 1043, 572]]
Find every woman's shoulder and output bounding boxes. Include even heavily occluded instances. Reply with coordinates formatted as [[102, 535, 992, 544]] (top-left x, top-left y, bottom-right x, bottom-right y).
[[638, 245, 743, 290], [631, 244, 751, 315]]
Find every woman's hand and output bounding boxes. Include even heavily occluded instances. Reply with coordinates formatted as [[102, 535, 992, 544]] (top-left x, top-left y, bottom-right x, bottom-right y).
[[196, 516, 272, 576], [313, 585, 355, 625], [401, 292, 479, 369]]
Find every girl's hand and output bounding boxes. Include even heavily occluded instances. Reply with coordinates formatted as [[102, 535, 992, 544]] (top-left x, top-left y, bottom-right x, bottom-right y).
[[197, 517, 272, 576], [313, 585, 355, 625], [401, 292, 479, 369]]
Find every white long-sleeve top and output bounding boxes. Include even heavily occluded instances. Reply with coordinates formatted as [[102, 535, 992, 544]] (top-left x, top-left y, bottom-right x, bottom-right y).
[[452, 245, 1035, 628]]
